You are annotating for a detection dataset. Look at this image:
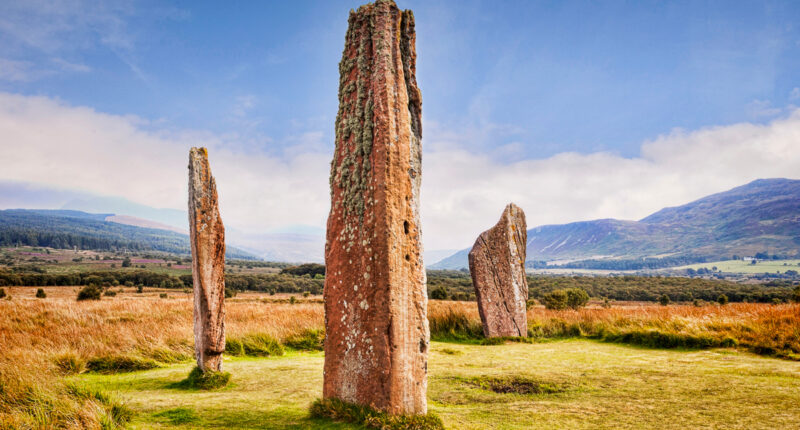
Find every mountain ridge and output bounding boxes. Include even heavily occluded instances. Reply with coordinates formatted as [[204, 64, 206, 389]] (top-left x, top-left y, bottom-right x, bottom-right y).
[[432, 178, 800, 269]]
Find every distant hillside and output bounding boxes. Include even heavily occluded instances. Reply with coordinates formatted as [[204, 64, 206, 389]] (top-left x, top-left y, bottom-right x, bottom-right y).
[[432, 178, 800, 270], [0, 209, 257, 259]]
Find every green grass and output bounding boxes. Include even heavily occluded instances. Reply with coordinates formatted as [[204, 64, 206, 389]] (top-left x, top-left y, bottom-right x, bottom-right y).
[[310, 398, 444, 429], [677, 259, 800, 274], [170, 367, 231, 390], [74, 340, 800, 429]]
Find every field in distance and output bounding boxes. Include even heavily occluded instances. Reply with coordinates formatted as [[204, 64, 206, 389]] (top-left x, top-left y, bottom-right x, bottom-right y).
[[675, 258, 800, 274]]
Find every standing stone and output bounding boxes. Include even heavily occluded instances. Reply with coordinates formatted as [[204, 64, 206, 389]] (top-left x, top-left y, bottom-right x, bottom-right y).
[[469, 203, 528, 338], [188, 147, 226, 372], [324, 0, 428, 415]]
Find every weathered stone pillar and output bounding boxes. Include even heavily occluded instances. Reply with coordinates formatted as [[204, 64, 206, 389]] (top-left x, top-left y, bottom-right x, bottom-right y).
[[469, 203, 528, 338], [188, 147, 226, 372], [323, 0, 428, 415]]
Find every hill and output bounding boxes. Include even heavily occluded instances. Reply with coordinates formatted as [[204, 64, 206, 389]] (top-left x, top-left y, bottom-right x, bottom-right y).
[[0, 209, 256, 259], [432, 178, 800, 269]]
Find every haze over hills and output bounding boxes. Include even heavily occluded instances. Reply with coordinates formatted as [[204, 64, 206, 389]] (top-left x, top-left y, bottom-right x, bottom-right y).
[[432, 178, 800, 270], [0, 209, 257, 260]]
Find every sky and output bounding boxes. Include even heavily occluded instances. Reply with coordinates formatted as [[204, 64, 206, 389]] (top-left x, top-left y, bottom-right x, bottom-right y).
[[1, 0, 800, 255]]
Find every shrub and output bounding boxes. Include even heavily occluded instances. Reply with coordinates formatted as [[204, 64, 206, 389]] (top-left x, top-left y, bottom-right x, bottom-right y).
[[121, 257, 131, 267], [302, 291, 310, 298], [792, 286, 800, 303], [659, 294, 670, 306], [160, 293, 168, 299], [289, 296, 296, 304], [225, 287, 237, 298], [565, 288, 590, 309], [103, 289, 117, 297], [717, 294, 729, 305], [35, 288, 46, 298], [173, 366, 230, 390], [430, 286, 448, 300], [541, 290, 568, 310], [0, 287, 6, 298], [77, 284, 102, 301], [310, 397, 444, 429], [137, 285, 144, 293]]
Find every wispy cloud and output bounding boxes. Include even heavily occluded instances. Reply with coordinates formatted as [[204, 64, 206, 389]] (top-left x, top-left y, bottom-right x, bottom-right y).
[[0, 92, 799, 251]]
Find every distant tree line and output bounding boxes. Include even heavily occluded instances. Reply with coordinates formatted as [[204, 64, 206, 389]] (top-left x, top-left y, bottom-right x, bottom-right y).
[[549, 255, 709, 271]]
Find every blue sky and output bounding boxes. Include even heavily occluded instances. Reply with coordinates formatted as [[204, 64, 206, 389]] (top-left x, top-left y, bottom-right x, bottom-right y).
[[3, 0, 799, 157], [1, 0, 800, 255]]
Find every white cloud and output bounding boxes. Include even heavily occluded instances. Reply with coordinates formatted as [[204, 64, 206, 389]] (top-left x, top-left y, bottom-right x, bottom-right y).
[[0, 92, 331, 235], [421, 109, 800, 249], [1, 92, 799, 252]]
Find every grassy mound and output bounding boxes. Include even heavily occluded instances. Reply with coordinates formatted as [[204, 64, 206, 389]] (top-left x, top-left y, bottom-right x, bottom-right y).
[[310, 398, 444, 430], [86, 355, 162, 374], [171, 366, 231, 390]]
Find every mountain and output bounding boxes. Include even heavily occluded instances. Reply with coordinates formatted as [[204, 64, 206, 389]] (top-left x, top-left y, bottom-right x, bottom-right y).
[[0, 209, 257, 259], [432, 178, 800, 270]]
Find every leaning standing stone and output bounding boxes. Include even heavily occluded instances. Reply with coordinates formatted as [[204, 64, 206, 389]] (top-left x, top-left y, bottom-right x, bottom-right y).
[[188, 147, 226, 372], [469, 203, 529, 338], [323, 0, 428, 415]]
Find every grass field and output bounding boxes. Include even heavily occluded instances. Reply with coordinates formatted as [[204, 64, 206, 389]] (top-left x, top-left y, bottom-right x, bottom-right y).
[[75, 341, 800, 429], [676, 259, 800, 274], [2, 291, 799, 428]]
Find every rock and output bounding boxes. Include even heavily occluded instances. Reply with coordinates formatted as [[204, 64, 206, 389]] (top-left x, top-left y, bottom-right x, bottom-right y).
[[468, 203, 528, 338], [323, 0, 428, 415], [188, 147, 226, 372]]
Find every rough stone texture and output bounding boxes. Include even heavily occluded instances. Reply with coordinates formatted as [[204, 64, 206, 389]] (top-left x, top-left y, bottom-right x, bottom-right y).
[[323, 0, 428, 415], [468, 203, 528, 338], [188, 147, 226, 372]]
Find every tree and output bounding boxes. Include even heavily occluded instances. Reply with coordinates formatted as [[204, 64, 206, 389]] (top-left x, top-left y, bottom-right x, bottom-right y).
[[659, 294, 670, 306], [717, 294, 729, 305], [35, 288, 46, 298], [792, 286, 800, 303], [0, 288, 6, 299], [121, 257, 132, 268], [541, 290, 569, 310]]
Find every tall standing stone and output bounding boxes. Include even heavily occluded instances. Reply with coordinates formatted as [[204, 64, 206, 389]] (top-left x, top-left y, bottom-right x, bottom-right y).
[[324, 0, 428, 415], [188, 147, 226, 372], [469, 203, 528, 338]]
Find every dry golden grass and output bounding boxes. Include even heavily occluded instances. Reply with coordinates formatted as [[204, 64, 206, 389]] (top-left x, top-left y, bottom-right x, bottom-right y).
[[2, 290, 798, 428], [0, 290, 323, 429], [430, 300, 800, 358]]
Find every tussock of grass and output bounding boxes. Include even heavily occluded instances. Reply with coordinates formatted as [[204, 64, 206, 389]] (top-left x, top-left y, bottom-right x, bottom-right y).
[[463, 375, 568, 395], [53, 352, 87, 375], [226, 333, 285, 357], [428, 308, 483, 342], [67, 382, 133, 426], [284, 328, 325, 351], [310, 397, 444, 430], [86, 355, 161, 374], [171, 367, 230, 390]]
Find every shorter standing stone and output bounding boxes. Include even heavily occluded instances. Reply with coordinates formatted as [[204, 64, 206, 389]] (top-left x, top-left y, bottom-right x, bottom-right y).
[[468, 203, 528, 338], [188, 147, 226, 372]]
